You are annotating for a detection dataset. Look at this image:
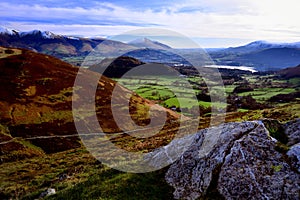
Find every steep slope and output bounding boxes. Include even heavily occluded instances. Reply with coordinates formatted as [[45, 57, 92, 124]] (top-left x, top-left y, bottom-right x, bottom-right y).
[[0, 47, 180, 162], [277, 64, 300, 79]]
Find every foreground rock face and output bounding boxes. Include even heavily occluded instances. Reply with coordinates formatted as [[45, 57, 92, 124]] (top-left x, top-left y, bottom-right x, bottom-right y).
[[165, 121, 300, 200], [287, 143, 300, 173], [284, 119, 300, 146]]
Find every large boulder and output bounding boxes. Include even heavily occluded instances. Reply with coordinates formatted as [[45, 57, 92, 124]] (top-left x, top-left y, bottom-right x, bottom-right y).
[[284, 119, 300, 146], [287, 143, 300, 173], [164, 121, 300, 200], [218, 124, 299, 200]]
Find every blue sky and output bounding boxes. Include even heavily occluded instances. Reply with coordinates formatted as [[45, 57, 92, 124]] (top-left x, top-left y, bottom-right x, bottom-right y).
[[0, 0, 299, 47]]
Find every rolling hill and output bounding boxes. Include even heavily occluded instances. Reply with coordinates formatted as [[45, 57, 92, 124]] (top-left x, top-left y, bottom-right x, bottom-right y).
[[89, 56, 145, 78], [0, 47, 180, 162], [277, 64, 300, 79]]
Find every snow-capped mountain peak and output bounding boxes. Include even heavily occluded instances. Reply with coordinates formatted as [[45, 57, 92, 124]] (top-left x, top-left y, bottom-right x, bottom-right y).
[[244, 40, 273, 48], [19, 30, 59, 39], [245, 40, 300, 49], [0, 26, 19, 35]]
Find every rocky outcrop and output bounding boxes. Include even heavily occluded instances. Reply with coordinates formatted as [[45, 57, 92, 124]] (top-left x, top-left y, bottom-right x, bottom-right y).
[[164, 121, 300, 200], [217, 123, 299, 200], [284, 119, 300, 146], [287, 143, 300, 173], [39, 188, 56, 198]]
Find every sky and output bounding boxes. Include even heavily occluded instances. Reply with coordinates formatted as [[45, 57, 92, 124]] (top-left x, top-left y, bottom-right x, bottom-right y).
[[0, 0, 299, 48]]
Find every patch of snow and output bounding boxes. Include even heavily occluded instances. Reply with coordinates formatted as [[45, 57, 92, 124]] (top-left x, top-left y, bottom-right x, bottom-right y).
[[41, 31, 56, 39], [0, 26, 18, 35], [245, 40, 300, 49], [66, 36, 80, 40], [20, 30, 58, 39]]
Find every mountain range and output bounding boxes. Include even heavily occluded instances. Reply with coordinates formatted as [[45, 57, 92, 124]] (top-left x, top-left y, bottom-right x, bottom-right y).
[[221, 40, 300, 54], [1, 26, 300, 71], [208, 41, 300, 70], [0, 27, 136, 60]]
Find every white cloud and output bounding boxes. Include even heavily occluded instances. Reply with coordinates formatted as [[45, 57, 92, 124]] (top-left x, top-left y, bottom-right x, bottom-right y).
[[1, 0, 300, 47]]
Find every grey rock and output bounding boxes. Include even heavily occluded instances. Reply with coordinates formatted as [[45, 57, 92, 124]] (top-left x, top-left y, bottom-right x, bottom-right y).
[[165, 121, 257, 199], [39, 188, 56, 198], [58, 173, 70, 181], [218, 124, 299, 200], [144, 133, 195, 170], [165, 121, 300, 200], [284, 119, 300, 146], [287, 143, 300, 173]]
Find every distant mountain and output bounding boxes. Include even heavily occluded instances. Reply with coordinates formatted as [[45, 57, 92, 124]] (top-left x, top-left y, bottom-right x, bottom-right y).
[[2, 27, 299, 71], [236, 48, 300, 70], [0, 26, 19, 35], [126, 39, 300, 71], [128, 37, 172, 50], [209, 40, 300, 71], [225, 40, 300, 54], [0, 27, 178, 67], [205, 48, 226, 53], [124, 48, 191, 65], [19, 29, 63, 39]]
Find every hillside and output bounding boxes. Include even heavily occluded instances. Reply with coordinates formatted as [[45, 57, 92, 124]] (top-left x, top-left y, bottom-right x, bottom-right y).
[[277, 64, 300, 79], [0, 47, 299, 199], [0, 47, 181, 162], [237, 48, 300, 70], [89, 56, 145, 78]]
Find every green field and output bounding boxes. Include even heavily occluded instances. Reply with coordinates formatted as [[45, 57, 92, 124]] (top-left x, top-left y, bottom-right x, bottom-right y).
[[114, 73, 299, 115], [115, 76, 212, 115], [238, 88, 297, 101]]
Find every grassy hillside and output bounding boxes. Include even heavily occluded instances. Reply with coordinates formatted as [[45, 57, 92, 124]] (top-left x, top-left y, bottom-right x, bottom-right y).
[[0, 47, 299, 199], [0, 47, 183, 161]]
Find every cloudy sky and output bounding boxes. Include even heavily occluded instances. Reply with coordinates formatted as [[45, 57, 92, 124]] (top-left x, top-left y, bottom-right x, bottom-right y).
[[0, 0, 299, 47]]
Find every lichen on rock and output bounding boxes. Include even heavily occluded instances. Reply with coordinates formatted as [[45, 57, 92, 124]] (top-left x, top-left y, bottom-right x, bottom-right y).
[[164, 120, 300, 200]]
